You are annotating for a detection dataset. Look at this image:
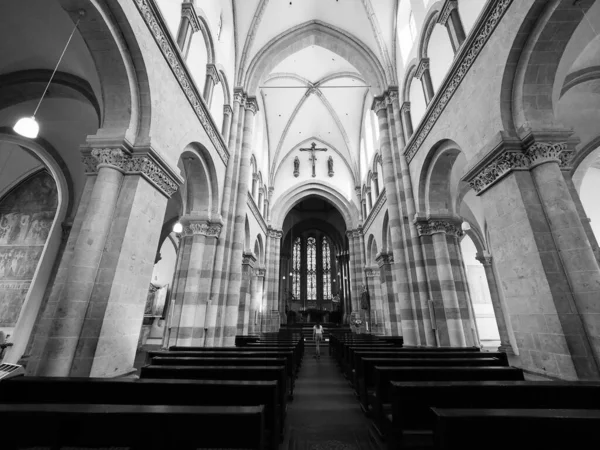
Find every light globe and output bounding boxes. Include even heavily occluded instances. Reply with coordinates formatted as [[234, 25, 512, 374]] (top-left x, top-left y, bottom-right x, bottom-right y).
[[13, 117, 39, 138]]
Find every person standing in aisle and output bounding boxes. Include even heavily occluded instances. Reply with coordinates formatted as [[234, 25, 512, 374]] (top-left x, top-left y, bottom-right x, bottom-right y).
[[313, 320, 324, 359]]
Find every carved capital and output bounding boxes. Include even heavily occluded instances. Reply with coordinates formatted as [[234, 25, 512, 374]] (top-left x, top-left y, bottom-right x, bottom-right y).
[[223, 104, 233, 116], [182, 219, 222, 237], [364, 267, 377, 278], [386, 87, 400, 105], [372, 96, 388, 115], [400, 101, 411, 115], [206, 64, 219, 84], [242, 251, 257, 266], [475, 252, 493, 266], [416, 218, 463, 237], [415, 58, 430, 80], [375, 252, 394, 267], [467, 150, 529, 195], [255, 267, 267, 277], [371, 172, 378, 181], [252, 173, 260, 182], [438, 0, 459, 25], [245, 96, 259, 114], [90, 148, 128, 171], [233, 88, 245, 105], [525, 141, 573, 169], [268, 228, 283, 239], [181, 1, 201, 32]]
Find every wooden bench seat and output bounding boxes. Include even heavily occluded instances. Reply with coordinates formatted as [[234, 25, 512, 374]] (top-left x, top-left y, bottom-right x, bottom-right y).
[[2, 376, 282, 450], [356, 357, 505, 411], [150, 356, 295, 398], [432, 408, 600, 450], [388, 380, 600, 450], [0, 403, 265, 450], [370, 366, 524, 439], [141, 365, 288, 412], [171, 345, 302, 368]]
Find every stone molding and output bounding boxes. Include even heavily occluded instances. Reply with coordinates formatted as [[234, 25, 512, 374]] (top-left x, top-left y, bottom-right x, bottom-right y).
[[363, 189, 386, 232], [400, 101, 411, 114], [245, 96, 260, 114], [82, 147, 180, 197], [438, 0, 459, 26], [375, 251, 394, 266], [268, 228, 283, 239], [247, 194, 267, 235], [415, 58, 430, 80], [415, 218, 463, 237], [404, 0, 513, 163], [206, 64, 220, 84], [242, 251, 258, 265], [133, 0, 229, 165], [475, 252, 493, 266], [181, 1, 200, 32], [464, 138, 575, 195], [182, 220, 222, 237]]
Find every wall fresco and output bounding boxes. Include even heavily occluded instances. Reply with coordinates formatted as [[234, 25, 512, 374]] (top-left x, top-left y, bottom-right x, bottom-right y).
[[0, 171, 57, 326]]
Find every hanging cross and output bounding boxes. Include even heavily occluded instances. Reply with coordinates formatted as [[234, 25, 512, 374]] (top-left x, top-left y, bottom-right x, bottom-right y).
[[299, 142, 328, 178]]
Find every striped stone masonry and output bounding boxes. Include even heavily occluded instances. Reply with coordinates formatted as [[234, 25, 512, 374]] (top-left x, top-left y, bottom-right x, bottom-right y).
[[265, 228, 283, 313], [376, 252, 401, 336], [237, 251, 257, 336]]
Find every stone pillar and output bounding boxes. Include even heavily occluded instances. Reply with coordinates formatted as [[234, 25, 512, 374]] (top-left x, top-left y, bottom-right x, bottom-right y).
[[376, 252, 399, 336], [249, 267, 266, 334], [223, 97, 258, 346], [365, 266, 385, 335], [237, 251, 257, 335], [389, 89, 436, 346], [177, 1, 200, 58], [401, 102, 413, 140], [168, 217, 222, 347], [373, 96, 418, 344], [438, 0, 466, 54], [416, 218, 471, 347], [203, 64, 219, 108], [31, 146, 180, 376], [463, 132, 600, 380], [265, 228, 283, 312], [222, 104, 233, 143], [205, 89, 244, 346], [416, 58, 435, 104], [475, 253, 514, 353]]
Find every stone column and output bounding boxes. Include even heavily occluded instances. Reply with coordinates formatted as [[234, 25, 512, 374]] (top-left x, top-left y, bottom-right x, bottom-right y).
[[32, 146, 180, 376], [400, 102, 413, 140], [177, 1, 200, 58], [203, 64, 219, 108], [365, 266, 385, 335], [265, 228, 283, 312], [222, 104, 233, 143], [463, 132, 600, 380], [237, 251, 257, 335], [438, 0, 466, 54], [205, 89, 244, 346], [223, 97, 258, 345], [416, 58, 435, 104], [258, 188, 264, 216], [389, 89, 436, 346], [475, 253, 514, 353], [366, 187, 373, 211], [373, 96, 418, 344], [376, 252, 399, 336], [249, 267, 266, 334]]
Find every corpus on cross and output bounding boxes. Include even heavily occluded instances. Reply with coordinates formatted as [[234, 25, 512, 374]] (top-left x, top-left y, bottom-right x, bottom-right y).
[[299, 142, 327, 177]]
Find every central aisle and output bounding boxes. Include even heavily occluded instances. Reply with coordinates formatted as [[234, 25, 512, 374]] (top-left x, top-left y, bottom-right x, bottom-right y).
[[283, 346, 381, 450]]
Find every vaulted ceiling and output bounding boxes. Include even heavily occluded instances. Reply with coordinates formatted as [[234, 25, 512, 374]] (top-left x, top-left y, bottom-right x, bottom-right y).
[[233, 0, 398, 186]]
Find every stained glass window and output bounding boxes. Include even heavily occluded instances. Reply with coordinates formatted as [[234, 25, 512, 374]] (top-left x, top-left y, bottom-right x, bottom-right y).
[[322, 236, 332, 300], [307, 237, 317, 300], [292, 237, 301, 300]]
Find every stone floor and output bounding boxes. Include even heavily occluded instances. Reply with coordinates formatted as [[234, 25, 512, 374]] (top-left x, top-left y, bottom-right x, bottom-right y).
[[283, 345, 381, 450]]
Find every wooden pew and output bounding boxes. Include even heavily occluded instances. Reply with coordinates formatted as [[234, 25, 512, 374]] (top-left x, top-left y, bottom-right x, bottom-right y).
[[388, 380, 600, 450], [0, 403, 265, 450], [370, 366, 524, 439], [2, 376, 282, 450], [351, 350, 508, 387], [171, 345, 303, 369], [141, 365, 288, 414], [151, 356, 296, 398], [149, 349, 297, 378], [357, 357, 506, 412], [432, 408, 600, 450]]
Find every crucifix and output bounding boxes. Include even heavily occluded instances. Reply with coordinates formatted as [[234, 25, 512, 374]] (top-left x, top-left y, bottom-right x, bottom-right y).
[[299, 142, 328, 178]]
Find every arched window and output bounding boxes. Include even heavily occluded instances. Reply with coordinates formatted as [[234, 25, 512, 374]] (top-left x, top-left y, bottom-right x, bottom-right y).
[[307, 237, 317, 300], [292, 237, 301, 299], [322, 237, 332, 300]]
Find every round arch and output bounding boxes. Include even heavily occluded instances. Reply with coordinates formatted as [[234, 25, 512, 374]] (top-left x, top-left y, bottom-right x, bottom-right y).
[[271, 182, 360, 231], [243, 20, 388, 95], [367, 234, 379, 266], [179, 142, 219, 218], [418, 2, 443, 59]]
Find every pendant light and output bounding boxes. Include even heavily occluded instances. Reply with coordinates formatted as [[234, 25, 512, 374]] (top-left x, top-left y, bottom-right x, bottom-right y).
[[13, 10, 85, 139]]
